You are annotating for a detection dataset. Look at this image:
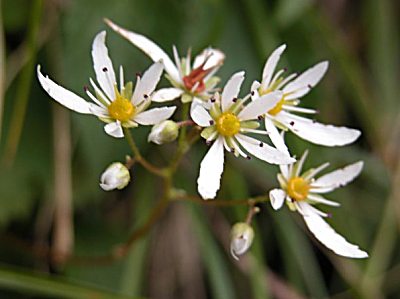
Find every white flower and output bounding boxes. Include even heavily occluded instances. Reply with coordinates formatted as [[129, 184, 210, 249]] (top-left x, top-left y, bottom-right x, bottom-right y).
[[148, 120, 179, 144], [230, 222, 254, 260], [105, 19, 225, 107], [100, 162, 130, 191], [252, 44, 361, 151], [269, 150, 368, 258], [37, 31, 176, 138], [191, 71, 295, 199]]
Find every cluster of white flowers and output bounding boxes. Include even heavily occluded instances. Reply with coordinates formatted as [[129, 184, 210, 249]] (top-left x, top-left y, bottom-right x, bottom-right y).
[[37, 20, 368, 259]]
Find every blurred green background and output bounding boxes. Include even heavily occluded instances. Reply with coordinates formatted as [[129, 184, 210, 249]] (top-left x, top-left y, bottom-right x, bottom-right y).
[[0, 0, 399, 298]]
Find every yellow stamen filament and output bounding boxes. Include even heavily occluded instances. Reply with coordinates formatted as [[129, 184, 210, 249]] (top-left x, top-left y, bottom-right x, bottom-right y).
[[268, 98, 285, 116], [287, 177, 310, 201], [108, 94, 136, 122], [216, 112, 240, 137]]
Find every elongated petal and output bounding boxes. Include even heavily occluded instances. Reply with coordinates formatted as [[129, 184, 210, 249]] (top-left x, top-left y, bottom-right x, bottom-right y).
[[37, 66, 92, 114], [197, 137, 225, 199], [269, 188, 286, 210], [221, 71, 245, 111], [132, 61, 164, 104], [191, 105, 213, 127], [105, 19, 181, 83], [261, 44, 286, 90], [235, 134, 295, 165], [311, 161, 363, 193], [264, 117, 288, 153], [152, 87, 183, 102], [134, 106, 176, 125], [238, 91, 282, 121], [302, 209, 368, 258], [193, 48, 225, 70], [283, 61, 328, 99], [104, 121, 124, 138], [275, 112, 361, 146], [92, 31, 116, 100]]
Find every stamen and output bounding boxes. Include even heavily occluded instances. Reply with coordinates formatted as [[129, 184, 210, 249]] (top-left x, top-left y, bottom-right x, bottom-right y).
[[232, 97, 238, 103], [290, 121, 295, 126], [90, 78, 111, 104], [246, 155, 251, 160], [307, 84, 313, 89], [259, 142, 264, 147], [240, 128, 269, 135], [102, 67, 108, 72], [229, 137, 247, 158], [250, 91, 255, 96], [83, 85, 89, 92], [209, 120, 215, 125], [85, 89, 106, 108], [119, 66, 124, 91]]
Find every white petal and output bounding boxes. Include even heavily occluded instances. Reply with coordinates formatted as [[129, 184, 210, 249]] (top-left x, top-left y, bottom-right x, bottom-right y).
[[264, 117, 288, 153], [104, 121, 124, 138], [302, 212, 368, 258], [105, 19, 181, 83], [191, 105, 213, 127], [197, 137, 225, 199], [89, 104, 108, 118], [283, 61, 328, 99], [152, 88, 183, 103], [91, 31, 116, 100], [221, 71, 245, 111], [311, 161, 363, 193], [238, 91, 282, 121], [235, 134, 295, 165], [37, 66, 92, 114], [307, 194, 340, 207], [193, 48, 225, 70], [275, 112, 361, 146], [132, 61, 164, 104], [134, 106, 176, 125], [261, 44, 286, 90], [269, 188, 286, 210]]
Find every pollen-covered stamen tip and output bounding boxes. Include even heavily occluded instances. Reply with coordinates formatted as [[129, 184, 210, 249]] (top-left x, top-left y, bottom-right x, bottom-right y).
[[290, 121, 295, 126], [232, 97, 238, 103], [209, 120, 215, 125], [102, 67, 108, 72], [83, 85, 89, 92], [259, 142, 264, 147]]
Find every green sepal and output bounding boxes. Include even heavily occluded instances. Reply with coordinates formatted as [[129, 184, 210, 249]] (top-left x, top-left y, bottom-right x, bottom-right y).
[[122, 81, 133, 99], [240, 120, 260, 129], [181, 93, 193, 103], [277, 173, 287, 189], [200, 126, 216, 140], [209, 103, 222, 119]]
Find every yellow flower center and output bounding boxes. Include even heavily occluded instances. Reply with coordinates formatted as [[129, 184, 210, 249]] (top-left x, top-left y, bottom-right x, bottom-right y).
[[216, 112, 240, 137], [268, 98, 285, 116], [287, 177, 310, 201], [108, 95, 136, 122]]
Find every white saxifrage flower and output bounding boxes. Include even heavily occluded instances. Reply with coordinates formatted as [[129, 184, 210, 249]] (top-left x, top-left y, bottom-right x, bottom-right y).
[[37, 31, 176, 138], [105, 19, 225, 107], [269, 150, 368, 258], [191, 71, 295, 199], [100, 162, 130, 191], [251, 44, 361, 151]]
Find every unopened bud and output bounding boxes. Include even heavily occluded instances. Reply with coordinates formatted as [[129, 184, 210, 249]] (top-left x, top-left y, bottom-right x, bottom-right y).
[[148, 120, 179, 145], [230, 222, 254, 260], [100, 162, 130, 191]]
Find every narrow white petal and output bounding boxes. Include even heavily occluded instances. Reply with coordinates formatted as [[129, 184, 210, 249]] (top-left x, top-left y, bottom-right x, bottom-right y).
[[152, 88, 183, 103], [221, 71, 245, 111], [282, 105, 317, 114], [264, 117, 288, 153], [275, 112, 361, 146], [307, 194, 340, 207], [303, 212, 368, 258], [193, 48, 225, 70], [269, 188, 286, 210], [91, 31, 116, 100], [312, 161, 363, 192], [293, 150, 309, 177], [235, 134, 295, 165], [105, 19, 181, 83], [197, 137, 225, 199], [238, 91, 282, 121], [134, 106, 176, 125], [283, 61, 328, 98], [261, 44, 286, 90], [132, 61, 164, 104], [104, 121, 124, 138], [191, 105, 213, 127], [37, 66, 92, 114], [89, 104, 108, 117]]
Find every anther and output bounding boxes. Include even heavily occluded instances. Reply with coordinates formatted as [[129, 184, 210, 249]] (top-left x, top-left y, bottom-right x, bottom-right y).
[[246, 155, 251, 160], [257, 115, 264, 120], [230, 148, 235, 153], [327, 213, 332, 218], [210, 98, 216, 103], [312, 119, 317, 123], [102, 67, 108, 72], [209, 120, 215, 125], [307, 84, 312, 89], [283, 67, 288, 72], [136, 72, 142, 78], [206, 140, 212, 146], [290, 121, 295, 126], [250, 91, 255, 96], [259, 142, 264, 147], [232, 97, 238, 103], [83, 85, 89, 92], [144, 94, 148, 99]]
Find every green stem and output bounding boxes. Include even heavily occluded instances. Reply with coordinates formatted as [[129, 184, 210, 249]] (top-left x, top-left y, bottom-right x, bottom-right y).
[[123, 128, 167, 177], [178, 102, 190, 148], [170, 194, 269, 206]]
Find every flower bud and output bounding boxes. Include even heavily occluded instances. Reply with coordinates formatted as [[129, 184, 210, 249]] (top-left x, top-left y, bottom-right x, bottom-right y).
[[100, 162, 130, 191], [230, 222, 254, 260], [148, 120, 179, 145]]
